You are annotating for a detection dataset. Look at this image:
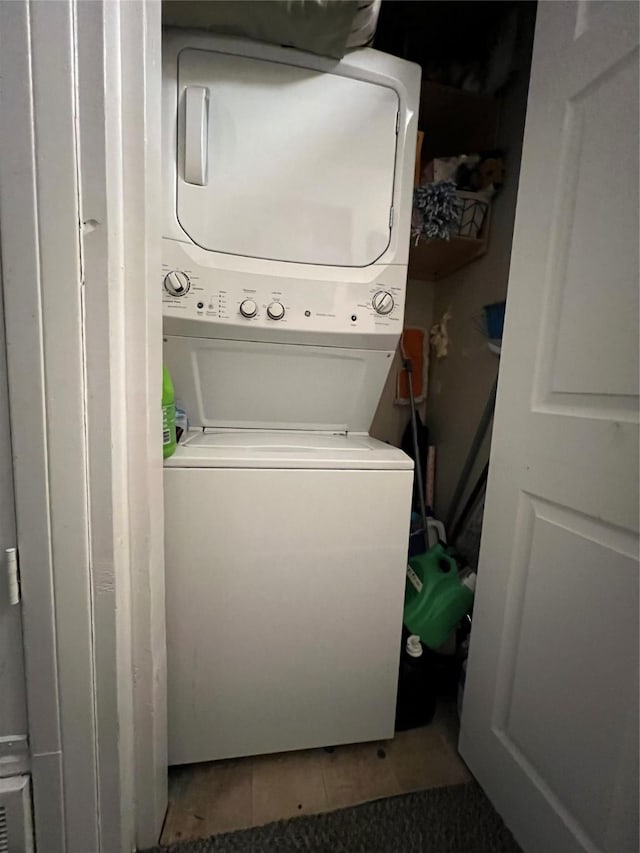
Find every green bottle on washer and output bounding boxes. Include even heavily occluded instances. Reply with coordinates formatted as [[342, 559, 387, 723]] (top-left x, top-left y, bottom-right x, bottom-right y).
[[162, 366, 177, 459]]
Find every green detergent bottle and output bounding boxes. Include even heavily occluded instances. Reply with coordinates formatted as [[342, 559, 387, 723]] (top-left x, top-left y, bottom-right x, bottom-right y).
[[162, 366, 177, 459], [404, 543, 475, 649]]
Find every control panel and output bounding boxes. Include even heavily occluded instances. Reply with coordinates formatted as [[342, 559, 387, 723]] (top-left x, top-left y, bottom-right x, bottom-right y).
[[161, 261, 404, 337]]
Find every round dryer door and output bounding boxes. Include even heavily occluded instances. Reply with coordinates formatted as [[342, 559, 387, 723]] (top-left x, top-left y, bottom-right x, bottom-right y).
[[175, 49, 399, 267]]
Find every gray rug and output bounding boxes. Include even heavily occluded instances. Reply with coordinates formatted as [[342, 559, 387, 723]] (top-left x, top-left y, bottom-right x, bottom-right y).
[[146, 782, 521, 852]]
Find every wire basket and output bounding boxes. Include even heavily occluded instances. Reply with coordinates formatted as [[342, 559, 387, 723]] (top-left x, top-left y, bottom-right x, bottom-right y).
[[455, 191, 489, 238]]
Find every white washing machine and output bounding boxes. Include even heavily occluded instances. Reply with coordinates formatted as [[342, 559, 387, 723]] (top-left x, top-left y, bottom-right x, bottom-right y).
[[162, 29, 420, 764], [164, 432, 413, 764]]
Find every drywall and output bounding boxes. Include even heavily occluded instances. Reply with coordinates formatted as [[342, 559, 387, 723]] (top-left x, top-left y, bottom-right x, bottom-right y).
[[370, 278, 435, 447], [425, 10, 536, 525]]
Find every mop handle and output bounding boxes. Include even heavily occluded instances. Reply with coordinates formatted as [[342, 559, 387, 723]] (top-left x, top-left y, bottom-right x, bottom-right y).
[[402, 350, 429, 548]]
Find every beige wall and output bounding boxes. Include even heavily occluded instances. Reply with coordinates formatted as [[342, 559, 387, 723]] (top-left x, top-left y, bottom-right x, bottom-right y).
[[370, 278, 435, 447], [425, 17, 535, 524]]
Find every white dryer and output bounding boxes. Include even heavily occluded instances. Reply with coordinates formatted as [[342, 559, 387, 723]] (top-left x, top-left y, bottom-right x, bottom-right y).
[[162, 29, 420, 764]]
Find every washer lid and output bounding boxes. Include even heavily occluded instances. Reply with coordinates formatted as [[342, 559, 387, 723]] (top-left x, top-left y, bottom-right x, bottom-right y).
[[176, 48, 399, 267], [164, 431, 413, 470]]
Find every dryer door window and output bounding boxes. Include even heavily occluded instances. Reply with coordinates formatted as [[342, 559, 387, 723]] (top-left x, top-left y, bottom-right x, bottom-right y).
[[176, 49, 399, 267]]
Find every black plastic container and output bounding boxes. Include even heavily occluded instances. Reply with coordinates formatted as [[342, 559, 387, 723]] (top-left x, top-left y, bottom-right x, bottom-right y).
[[394, 629, 437, 731]]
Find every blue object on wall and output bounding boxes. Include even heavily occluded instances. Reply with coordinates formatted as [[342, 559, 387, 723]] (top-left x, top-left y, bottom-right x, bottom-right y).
[[483, 300, 506, 341]]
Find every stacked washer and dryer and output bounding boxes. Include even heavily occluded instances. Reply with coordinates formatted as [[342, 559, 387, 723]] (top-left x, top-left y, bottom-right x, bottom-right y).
[[162, 29, 421, 765]]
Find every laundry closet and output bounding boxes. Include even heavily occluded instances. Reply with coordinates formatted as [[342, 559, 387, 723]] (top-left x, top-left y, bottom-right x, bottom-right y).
[[159, 1, 535, 844], [0, 1, 636, 850]]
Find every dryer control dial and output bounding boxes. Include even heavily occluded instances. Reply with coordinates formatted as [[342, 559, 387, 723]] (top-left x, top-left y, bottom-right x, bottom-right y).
[[239, 299, 258, 318], [164, 270, 190, 297], [267, 301, 285, 321], [372, 290, 394, 315]]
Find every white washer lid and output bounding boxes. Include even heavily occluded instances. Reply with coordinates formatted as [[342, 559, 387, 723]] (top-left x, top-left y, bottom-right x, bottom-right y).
[[164, 431, 413, 470]]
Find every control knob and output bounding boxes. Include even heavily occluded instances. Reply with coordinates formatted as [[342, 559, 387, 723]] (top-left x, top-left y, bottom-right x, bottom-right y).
[[164, 270, 190, 297], [267, 301, 285, 320], [372, 290, 394, 315], [239, 299, 258, 318]]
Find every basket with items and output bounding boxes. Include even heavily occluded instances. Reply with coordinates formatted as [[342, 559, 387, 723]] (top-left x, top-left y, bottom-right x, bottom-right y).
[[409, 148, 505, 280]]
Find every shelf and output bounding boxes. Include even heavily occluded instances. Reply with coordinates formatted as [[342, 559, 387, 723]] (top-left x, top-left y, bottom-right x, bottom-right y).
[[409, 202, 491, 282], [409, 81, 499, 282]]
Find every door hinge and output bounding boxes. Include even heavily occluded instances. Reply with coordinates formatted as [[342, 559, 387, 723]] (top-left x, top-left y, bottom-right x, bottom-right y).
[[389, 206, 394, 229], [6, 547, 20, 605]]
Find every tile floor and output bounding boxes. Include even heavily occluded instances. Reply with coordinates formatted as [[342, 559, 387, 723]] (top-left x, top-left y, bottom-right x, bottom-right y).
[[161, 700, 471, 846]]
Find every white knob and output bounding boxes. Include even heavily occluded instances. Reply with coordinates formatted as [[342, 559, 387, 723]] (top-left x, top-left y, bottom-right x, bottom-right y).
[[372, 290, 394, 315], [239, 299, 257, 318], [164, 270, 190, 297], [267, 301, 285, 320]]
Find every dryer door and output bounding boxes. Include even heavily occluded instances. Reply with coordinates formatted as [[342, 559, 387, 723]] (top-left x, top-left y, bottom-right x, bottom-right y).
[[175, 48, 399, 267]]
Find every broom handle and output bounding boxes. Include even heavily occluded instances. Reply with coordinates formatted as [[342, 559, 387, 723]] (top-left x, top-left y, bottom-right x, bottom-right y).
[[404, 355, 429, 551], [446, 375, 498, 533]]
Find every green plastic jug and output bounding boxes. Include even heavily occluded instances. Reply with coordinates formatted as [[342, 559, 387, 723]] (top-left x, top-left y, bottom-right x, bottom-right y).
[[162, 366, 177, 459], [404, 543, 475, 649]]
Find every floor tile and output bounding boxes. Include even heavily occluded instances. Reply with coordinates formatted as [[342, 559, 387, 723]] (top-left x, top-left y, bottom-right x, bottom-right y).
[[385, 724, 470, 793], [320, 740, 401, 810], [162, 759, 253, 843], [252, 748, 328, 826], [161, 701, 468, 845]]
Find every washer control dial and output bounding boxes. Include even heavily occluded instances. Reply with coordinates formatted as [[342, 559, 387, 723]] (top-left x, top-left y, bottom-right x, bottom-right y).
[[164, 270, 190, 297], [372, 290, 394, 315], [267, 301, 285, 321], [239, 299, 258, 318]]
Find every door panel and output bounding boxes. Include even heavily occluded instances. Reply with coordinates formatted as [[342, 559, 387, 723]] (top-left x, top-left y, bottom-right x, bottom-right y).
[[176, 49, 398, 266], [504, 502, 637, 849], [460, 3, 639, 852], [547, 47, 638, 397]]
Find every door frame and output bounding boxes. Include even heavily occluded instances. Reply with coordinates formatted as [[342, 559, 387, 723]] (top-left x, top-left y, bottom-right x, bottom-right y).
[[0, 1, 165, 850]]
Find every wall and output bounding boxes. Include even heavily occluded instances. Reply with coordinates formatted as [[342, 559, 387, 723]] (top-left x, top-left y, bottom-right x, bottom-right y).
[[370, 278, 435, 447], [425, 10, 536, 525]]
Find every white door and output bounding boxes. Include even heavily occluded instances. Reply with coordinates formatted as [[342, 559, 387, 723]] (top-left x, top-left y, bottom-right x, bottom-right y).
[[0, 254, 29, 775], [460, 3, 639, 853], [176, 48, 399, 266]]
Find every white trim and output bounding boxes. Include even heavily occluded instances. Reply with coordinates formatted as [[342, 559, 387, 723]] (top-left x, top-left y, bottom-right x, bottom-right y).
[[0, 1, 165, 850], [118, 1, 167, 843], [31, 0, 100, 847], [1, 2, 75, 848], [76, 1, 131, 847], [75, 0, 166, 848]]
